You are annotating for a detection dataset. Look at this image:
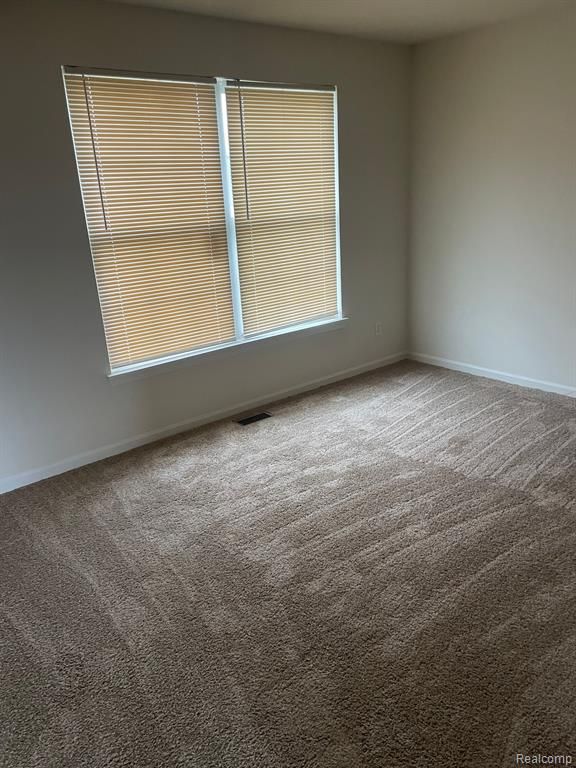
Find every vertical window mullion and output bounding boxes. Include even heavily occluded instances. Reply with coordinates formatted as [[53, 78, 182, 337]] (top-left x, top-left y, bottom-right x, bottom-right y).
[[215, 77, 244, 341]]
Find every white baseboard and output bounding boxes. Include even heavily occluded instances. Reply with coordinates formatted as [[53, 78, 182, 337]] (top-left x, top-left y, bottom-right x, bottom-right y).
[[410, 353, 576, 399], [0, 352, 407, 495]]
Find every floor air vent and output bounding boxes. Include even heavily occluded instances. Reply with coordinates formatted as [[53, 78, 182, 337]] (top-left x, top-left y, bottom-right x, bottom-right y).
[[236, 412, 272, 426]]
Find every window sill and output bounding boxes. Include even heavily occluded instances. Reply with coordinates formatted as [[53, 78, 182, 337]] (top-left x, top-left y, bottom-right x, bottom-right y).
[[107, 315, 348, 380]]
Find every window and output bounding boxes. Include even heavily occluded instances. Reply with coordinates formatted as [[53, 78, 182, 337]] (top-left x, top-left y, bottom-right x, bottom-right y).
[[63, 68, 342, 374]]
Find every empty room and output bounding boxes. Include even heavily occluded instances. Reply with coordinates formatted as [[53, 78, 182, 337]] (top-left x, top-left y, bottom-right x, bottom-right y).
[[1, 0, 575, 766]]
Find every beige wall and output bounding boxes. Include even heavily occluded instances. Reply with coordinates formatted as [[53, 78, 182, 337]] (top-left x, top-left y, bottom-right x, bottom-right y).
[[410, 8, 576, 390], [0, 0, 410, 487]]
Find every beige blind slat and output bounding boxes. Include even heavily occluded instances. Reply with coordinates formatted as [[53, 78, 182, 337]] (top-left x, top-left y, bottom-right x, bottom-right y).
[[64, 74, 234, 369], [226, 87, 338, 335]]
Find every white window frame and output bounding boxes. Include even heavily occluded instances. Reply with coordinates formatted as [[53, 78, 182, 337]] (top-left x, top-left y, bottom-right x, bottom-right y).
[[215, 78, 245, 343], [63, 68, 344, 377]]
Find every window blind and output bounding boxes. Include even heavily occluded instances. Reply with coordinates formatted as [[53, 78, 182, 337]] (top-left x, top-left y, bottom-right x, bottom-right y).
[[64, 69, 341, 374], [64, 73, 235, 370], [226, 85, 339, 335]]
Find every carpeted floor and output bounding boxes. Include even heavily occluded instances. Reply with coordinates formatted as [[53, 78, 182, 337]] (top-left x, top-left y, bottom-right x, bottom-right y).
[[1, 361, 575, 768]]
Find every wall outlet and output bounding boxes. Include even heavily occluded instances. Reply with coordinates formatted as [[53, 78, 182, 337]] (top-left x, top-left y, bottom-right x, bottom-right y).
[[374, 322, 383, 336]]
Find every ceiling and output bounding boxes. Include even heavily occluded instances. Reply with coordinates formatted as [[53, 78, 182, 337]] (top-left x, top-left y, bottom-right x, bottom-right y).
[[110, 0, 571, 42]]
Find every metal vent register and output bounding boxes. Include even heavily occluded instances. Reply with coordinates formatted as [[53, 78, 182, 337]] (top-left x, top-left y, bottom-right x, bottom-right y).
[[236, 412, 272, 426]]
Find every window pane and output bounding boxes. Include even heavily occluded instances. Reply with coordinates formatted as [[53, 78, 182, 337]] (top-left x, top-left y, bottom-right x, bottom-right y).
[[64, 74, 235, 370], [226, 87, 339, 335]]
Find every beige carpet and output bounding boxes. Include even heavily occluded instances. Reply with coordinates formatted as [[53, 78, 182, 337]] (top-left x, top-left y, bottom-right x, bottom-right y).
[[1, 361, 575, 768]]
